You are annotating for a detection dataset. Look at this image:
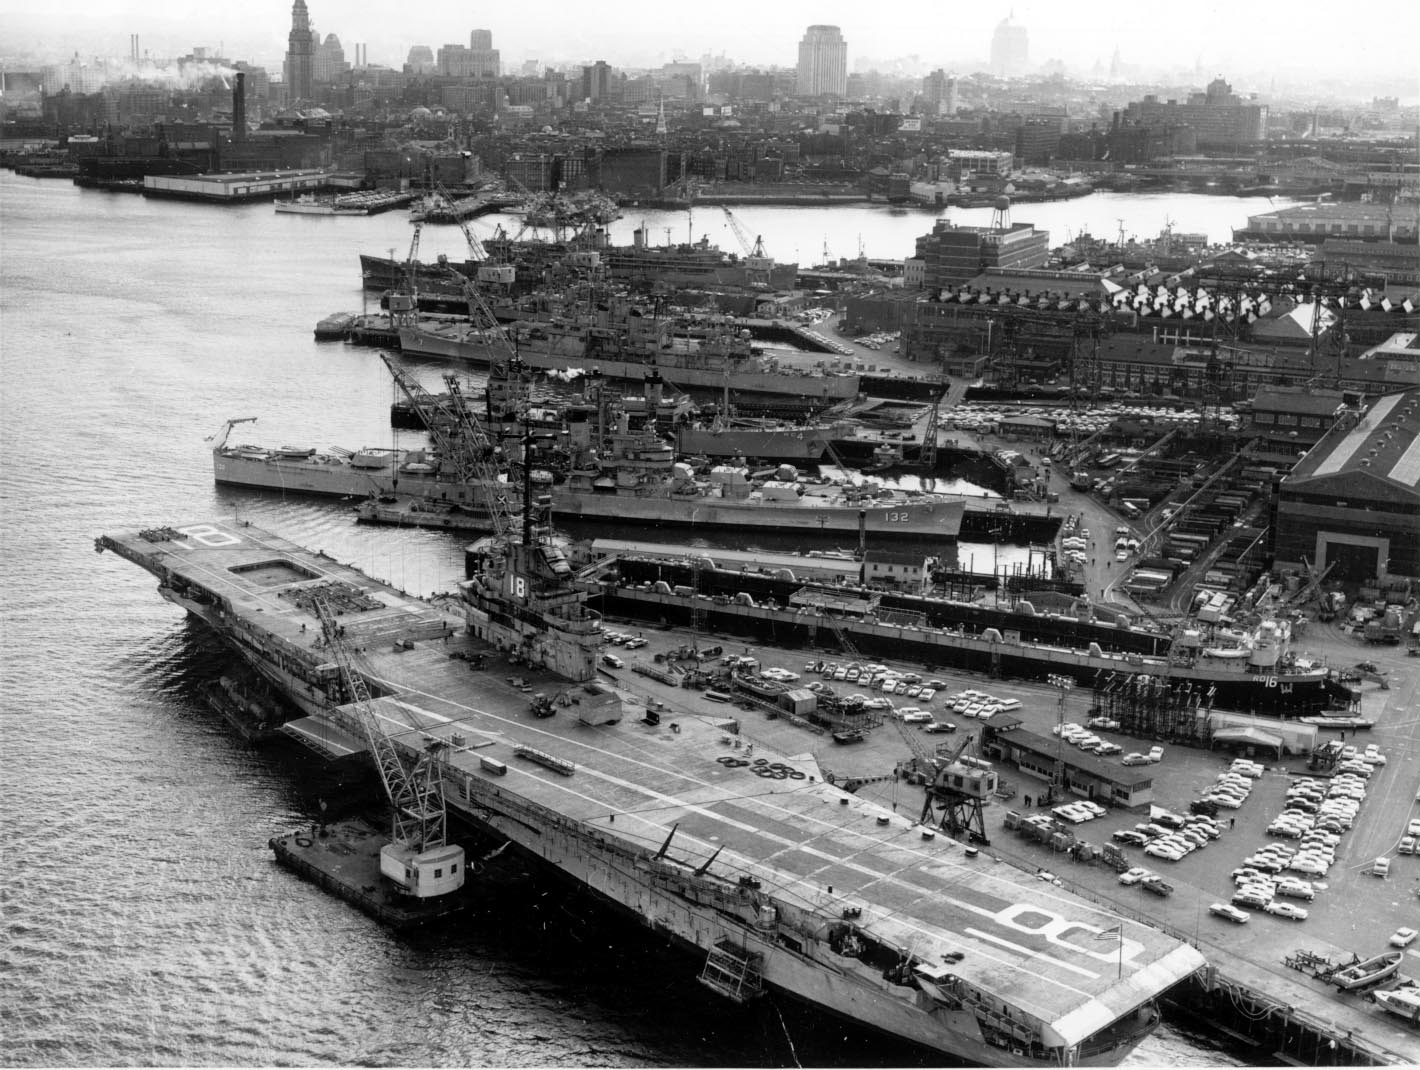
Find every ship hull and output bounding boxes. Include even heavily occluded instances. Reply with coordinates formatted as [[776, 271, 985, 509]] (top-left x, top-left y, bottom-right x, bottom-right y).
[[397, 325, 860, 401], [592, 568, 1343, 716], [215, 451, 964, 539], [676, 425, 832, 463]]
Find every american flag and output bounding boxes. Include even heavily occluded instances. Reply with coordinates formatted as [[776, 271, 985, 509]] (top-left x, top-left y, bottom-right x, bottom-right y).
[[1094, 924, 1123, 940]]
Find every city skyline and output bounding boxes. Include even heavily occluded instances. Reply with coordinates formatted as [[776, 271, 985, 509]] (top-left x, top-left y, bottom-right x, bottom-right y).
[[1, 0, 1417, 96]]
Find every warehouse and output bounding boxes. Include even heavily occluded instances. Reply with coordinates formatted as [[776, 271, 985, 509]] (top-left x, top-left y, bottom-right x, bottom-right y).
[[1272, 388, 1420, 581]]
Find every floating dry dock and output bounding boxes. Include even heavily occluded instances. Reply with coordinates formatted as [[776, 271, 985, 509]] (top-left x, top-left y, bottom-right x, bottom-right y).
[[97, 519, 1209, 1066]]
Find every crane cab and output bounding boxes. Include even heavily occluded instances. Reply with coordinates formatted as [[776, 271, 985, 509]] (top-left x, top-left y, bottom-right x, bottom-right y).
[[380, 842, 467, 898]]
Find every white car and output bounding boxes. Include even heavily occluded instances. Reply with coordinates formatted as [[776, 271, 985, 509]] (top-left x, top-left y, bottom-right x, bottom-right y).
[[1118, 867, 1153, 886], [901, 711, 933, 724], [1390, 927, 1418, 948], [917, 688, 937, 702], [1363, 746, 1386, 765], [1210, 902, 1250, 924], [1408, 819, 1420, 838], [1265, 901, 1309, 921]]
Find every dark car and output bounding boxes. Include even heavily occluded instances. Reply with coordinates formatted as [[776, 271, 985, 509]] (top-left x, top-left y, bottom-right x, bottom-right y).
[[1142, 876, 1173, 897], [832, 730, 865, 745]]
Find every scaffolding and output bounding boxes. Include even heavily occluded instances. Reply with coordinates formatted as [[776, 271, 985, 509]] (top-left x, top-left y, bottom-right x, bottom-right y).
[[1091, 671, 1213, 748]]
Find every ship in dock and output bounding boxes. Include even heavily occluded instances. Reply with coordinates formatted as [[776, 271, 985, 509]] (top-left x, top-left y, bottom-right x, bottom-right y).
[[587, 552, 1350, 716], [396, 307, 859, 403], [97, 512, 1207, 1067], [208, 416, 967, 541]]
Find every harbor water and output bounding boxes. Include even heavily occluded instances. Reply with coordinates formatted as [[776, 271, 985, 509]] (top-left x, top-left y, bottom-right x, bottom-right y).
[[0, 171, 1257, 1066]]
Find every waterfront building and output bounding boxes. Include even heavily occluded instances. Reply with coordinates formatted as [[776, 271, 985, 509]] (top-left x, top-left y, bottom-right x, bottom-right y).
[[1273, 388, 1420, 581], [914, 219, 1049, 289], [1239, 202, 1420, 244], [796, 25, 847, 98], [284, 0, 314, 103], [1122, 77, 1266, 152], [990, 15, 1029, 77]]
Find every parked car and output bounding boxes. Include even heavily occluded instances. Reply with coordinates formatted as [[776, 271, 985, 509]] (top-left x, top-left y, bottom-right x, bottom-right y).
[[1118, 867, 1153, 886], [1210, 902, 1250, 924], [1265, 901, 1309, 921], [1142, 876, 1173, 897], [1390, 927, 1418, 948], [1274, 879, 1315, 901], [1232, 888, 1271, 910]]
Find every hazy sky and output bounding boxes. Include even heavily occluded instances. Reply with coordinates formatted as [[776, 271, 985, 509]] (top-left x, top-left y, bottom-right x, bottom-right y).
[[2, 0, 1417, 93]]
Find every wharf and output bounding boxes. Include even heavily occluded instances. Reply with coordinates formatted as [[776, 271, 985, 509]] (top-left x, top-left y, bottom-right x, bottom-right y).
[[591, 619, 1420, 1066], [98, 519, 1210, 1066]]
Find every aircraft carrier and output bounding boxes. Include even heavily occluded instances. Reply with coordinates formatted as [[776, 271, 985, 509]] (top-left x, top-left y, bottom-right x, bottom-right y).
[[96, 517, 1207, 1066]]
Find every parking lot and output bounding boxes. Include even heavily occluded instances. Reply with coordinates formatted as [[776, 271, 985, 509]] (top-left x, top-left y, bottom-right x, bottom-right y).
[[599, 615, 1420, 1050]]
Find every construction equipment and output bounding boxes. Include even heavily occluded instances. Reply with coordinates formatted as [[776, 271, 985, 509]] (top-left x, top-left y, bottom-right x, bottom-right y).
[[434, 181, 488, 261], [312, 595, 465, 898], [378, 351, 522, 535], [919, 733, 995, 844]]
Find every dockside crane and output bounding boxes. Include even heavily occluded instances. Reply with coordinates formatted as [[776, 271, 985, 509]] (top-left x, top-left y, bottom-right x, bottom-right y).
[[918, 732, 995, 845], [434, 181, 489, 262], [378, 352, 522, 532], [311, 595, 465, 898]]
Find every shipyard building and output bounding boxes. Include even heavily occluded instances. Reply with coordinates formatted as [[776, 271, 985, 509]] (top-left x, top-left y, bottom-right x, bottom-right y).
[[914, 219, 1050, 289], [1272, 388, 1420, 581]]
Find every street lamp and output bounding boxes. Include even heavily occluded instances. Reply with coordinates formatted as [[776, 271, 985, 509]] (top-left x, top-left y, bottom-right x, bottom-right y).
[[1048, 673, 1073, 804]]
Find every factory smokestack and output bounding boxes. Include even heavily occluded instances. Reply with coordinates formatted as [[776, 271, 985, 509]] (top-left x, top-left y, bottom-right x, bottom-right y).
[[232, 72, 246, 143]]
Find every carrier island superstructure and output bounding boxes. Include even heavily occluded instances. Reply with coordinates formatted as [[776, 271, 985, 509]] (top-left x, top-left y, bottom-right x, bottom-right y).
[[97, 517, 1206, 1067]]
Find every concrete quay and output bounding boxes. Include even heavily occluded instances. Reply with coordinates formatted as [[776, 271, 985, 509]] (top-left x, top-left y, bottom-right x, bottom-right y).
[[600, 618, 1420, 1064]]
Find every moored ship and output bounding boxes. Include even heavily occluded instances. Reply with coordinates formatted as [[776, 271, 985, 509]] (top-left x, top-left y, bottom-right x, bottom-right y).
[[209, 418, 965, 541], [590, 553, 1350, 716], [97, 515, 1207, 1066]]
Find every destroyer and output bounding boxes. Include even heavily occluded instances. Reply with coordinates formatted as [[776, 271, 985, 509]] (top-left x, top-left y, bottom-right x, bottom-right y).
[[97, 515, 1206, 1066]]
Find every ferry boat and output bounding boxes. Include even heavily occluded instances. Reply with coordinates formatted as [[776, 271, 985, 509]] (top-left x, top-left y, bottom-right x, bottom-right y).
[[97, 512, 1208, 1067]]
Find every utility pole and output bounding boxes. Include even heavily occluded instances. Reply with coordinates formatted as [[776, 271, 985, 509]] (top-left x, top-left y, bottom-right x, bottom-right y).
[[1047, 673, 1073, 804]]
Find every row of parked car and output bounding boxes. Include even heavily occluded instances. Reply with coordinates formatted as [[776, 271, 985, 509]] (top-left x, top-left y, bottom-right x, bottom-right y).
[[1051, 720, 1163, 763]]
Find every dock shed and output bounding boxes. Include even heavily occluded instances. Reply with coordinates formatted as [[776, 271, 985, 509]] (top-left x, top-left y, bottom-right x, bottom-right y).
[[998, 414, 1057, 441], [981, 715, 1155, 808]]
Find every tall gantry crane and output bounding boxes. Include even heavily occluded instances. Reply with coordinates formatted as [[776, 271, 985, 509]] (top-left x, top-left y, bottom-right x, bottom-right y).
[[312, 595, 465, 898], [379, 352, 522, 534], [918, 732, 996, 845]]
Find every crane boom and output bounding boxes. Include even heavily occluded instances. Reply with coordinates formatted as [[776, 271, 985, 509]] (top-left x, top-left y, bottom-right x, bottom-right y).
[[435, 181, 488, 261], [311, 595, 464, 896], [206, 416, 258, 451]]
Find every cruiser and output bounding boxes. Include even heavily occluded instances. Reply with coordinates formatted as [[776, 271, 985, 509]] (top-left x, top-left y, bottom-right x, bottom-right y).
[[97, 514, 1206, 1067], [209, 418, 966, 541]]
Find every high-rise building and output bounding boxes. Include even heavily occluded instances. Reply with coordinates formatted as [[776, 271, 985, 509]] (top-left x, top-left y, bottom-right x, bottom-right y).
[[581, 60, 611, 102], [468, 29, 500, 78], [921, 69, 958, 115], [406, 46, 435, 74], [1122, 77, 1268, 151], [313, 33, 348, 83], [796, 25, 847, 97], [990, 14, 1028, 77], [285, 0, 314, 102]]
